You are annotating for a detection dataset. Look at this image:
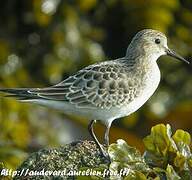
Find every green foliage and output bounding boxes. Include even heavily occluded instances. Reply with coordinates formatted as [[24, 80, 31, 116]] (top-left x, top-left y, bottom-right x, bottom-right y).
[[143, 124, 192, 179], [108, 139, 150, 179], [84, 124, 192, 179]]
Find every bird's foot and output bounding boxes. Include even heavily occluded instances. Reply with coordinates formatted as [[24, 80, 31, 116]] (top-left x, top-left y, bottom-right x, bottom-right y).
[[97, 143, 110, 162]]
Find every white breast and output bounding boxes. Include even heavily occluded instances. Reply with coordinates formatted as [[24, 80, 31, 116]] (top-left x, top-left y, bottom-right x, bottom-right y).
[[27, 63, 161, 126], [110, 62, 161, 121]]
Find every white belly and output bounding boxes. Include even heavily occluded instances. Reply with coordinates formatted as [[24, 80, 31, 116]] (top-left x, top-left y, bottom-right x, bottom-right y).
[[101, 63, 161, 124], [117, 64, 161, 118], [28, 64, 161, 126]]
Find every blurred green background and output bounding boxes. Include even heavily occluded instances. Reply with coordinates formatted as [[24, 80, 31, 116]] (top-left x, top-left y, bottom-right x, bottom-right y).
[[0, 0, 191, 169]]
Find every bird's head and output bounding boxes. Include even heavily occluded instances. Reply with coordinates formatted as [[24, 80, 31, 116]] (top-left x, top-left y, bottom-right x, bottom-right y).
[[126, 29, 189, 64]]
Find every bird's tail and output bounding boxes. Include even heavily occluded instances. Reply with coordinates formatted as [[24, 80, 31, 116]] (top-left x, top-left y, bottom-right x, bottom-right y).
[[0, 88, 39, 101]]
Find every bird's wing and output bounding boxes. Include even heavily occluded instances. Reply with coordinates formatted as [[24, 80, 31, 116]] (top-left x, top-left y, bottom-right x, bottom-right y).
[[0, 60, 139, 109]]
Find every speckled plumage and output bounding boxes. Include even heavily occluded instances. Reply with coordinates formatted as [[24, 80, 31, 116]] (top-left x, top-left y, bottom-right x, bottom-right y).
[[1, 29, 189, 152], [0, 29, 166, 123], [30, 58, 150, 109]]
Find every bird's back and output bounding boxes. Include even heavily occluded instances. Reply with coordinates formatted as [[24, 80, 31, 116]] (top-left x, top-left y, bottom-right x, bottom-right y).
[[0, 56, 160, 122]]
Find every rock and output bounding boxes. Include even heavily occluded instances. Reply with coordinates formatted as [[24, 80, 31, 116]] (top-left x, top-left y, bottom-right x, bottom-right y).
[[13, 141, 109, 180]]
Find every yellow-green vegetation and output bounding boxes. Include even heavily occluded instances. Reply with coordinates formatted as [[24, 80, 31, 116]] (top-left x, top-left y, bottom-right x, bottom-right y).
[[0, 0, 192, 171], [89, 124, 192, 179], [108, 124, 192, 179], [3, 124, 191, 180]]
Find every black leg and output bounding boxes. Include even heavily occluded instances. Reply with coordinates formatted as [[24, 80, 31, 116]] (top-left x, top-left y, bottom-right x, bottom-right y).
[[104, 127, 110, 146], [88, 120, 108, 158], [104, 123, 111, 146]]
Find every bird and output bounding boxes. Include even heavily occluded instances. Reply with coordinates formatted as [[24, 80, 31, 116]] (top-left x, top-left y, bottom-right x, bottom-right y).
[[0, 29, 190, 158]]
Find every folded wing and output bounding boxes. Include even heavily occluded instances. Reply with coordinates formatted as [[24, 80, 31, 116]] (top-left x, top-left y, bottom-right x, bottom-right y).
[[0, 61, 138, 109]]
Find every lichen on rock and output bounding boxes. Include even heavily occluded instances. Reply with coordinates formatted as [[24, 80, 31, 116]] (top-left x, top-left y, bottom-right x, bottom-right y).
[[13, 140, 108, 180], [12, 124, 192, 180]]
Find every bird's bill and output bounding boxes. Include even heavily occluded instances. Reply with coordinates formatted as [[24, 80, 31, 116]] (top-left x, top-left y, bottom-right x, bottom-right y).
[[166, 48, 190, 64]]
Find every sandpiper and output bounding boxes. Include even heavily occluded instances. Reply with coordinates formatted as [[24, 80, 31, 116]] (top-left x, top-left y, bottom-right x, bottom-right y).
[[0, 29, 190, 157]]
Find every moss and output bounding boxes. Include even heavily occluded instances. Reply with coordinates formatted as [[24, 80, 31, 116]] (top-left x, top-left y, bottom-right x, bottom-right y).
[[13, 141, 108, 180], [13, 124, 192, 180]]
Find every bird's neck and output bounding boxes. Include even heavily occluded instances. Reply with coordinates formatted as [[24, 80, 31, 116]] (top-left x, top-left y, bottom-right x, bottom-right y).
[[122, 53, 159, 74], [125, 47, 159, 69]]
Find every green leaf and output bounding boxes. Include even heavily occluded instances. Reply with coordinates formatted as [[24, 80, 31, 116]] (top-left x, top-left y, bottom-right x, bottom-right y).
[[143, 124, 192, 179], [143, 124, 177, 156], [108, 139, 150, 179], [166, 164, 181, 180], [108, 139, 143, 163], [143, 124, 177, 168], [172, 130, 191, 146]]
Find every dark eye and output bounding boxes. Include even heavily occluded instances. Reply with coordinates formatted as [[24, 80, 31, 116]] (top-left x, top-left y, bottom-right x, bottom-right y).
[[155, 38, 161, 44]]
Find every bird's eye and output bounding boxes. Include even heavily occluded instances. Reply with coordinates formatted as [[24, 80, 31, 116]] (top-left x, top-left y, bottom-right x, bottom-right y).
[[155, 38, 161, 44]]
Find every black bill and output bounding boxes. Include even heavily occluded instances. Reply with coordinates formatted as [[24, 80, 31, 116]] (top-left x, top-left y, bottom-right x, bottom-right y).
[[166, 49, 190, 64]]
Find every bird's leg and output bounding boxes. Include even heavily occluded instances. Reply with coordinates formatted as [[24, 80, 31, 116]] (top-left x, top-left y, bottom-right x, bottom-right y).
[[104, 125, 111, 147], [88, 120, 108, 158], [104, 122, 111, 146]]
